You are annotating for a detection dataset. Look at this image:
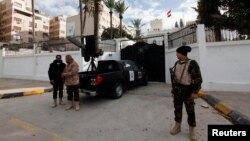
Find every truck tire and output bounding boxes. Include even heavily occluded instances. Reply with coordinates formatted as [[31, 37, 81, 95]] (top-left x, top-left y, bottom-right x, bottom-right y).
[[142, 75, 148, 86], [111, 82, 124, 99]]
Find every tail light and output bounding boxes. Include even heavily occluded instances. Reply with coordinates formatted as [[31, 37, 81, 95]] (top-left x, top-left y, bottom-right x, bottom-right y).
[[95, 75, 103, 85]]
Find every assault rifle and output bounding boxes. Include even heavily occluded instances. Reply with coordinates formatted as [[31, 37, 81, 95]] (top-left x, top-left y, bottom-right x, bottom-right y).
[[169, 66, 176, 90]]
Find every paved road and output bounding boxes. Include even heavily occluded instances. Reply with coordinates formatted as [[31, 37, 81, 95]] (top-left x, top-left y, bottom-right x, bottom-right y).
[[0, 82, 231, 141], [1, 78, 249, 125]]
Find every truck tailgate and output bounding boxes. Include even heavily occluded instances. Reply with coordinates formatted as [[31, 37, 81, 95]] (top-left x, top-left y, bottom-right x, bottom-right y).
[[79, 71, 97, 91]]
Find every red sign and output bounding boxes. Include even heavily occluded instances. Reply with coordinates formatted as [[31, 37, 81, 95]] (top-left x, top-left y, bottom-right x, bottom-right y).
[[167, 10, 171, 17]]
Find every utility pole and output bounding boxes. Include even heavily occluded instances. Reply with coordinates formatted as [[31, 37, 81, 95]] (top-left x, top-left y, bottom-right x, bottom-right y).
[[32, 0, 35, 42], [32, 0, 36, 53]]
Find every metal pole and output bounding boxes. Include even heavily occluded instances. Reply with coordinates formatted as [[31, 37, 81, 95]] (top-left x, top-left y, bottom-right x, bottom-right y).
[[79, 0, 84, 44], [32, 0, 36, 54], [32, 0, 35, 42]]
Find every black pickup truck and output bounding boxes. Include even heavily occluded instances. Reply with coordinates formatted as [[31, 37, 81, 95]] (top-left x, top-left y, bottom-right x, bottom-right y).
[[79, 60, 148, 99]]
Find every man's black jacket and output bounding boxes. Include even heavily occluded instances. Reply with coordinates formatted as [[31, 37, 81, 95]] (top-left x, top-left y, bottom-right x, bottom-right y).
[[48, 60, 66, 83]]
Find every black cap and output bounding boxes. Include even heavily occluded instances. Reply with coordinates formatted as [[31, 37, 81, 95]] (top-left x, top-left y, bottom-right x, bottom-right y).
[[176, 46, 192, 56]]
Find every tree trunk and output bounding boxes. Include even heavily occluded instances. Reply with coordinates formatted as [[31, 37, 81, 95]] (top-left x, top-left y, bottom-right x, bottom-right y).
[[110, 11, 113, 39], [79, 0, 84, 44], [94, 0, 101, 52], [82, 9, 87, 36], [119, 15, 123, 37]]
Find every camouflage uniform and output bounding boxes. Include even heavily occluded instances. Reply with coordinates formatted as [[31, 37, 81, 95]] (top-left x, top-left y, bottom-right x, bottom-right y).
[[171, 59, 202, 127]]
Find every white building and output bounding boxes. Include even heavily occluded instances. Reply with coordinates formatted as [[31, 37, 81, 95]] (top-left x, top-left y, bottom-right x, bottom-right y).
[[66, 2, 132, 38], [146, 19, 178, 45], [148, 19, 163, 33]]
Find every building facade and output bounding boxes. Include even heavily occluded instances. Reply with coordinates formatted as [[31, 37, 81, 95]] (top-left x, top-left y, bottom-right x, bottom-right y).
[[0, 0, 50, 44], [49, 15, 66, 40], [66, 2, 132, 38], [146, 19, 176, 45], [149, 19, 163, 32]]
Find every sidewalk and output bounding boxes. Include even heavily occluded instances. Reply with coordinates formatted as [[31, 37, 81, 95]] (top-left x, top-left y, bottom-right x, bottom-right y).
[[0, 78, 52, 99], [201, 91, 250, 125], [0, 78, 249, 125]]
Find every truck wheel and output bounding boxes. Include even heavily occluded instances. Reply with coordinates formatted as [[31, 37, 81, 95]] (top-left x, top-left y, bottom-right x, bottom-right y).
[[111, 82, 123, 99], [142, 75, 148, 86]]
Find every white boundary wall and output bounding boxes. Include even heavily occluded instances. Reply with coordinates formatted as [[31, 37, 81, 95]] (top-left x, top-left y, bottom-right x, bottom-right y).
[[0, 38, 133, 81], [1, 26, 250, 92], [165, 25, 250, 92], [0, 51, 120, 81], [0, 51, 82, 81]]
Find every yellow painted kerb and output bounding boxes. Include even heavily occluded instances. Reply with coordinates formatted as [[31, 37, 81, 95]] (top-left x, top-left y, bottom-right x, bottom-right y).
[[24, 89, 44, 96], [214, 102, 232, 115], [198, 90, 205, 98], [50, 135, 70, 141]]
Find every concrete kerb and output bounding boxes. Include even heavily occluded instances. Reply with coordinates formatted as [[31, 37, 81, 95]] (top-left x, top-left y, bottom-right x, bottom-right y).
[[229, 111, 250, 125], [199, 90, 250, 125], [0, 86, 52, 99]]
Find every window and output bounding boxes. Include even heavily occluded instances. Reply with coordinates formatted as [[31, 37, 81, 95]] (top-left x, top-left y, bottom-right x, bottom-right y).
[[43, 19, 49, 24], [14, 2, 22, 8], [123, 62, 133, 70], [29, 22, 33, 27], [43, 33, 49, 38], [28, 37, 33, 43], [132, 62, 139, 71], [28, 29, 32, 35], [2, 12, 6, 16], [97, 61, 119, 73], [13, 34, 21, 41], [14, 17, 22, 24], [13, 26, 21, 32], [35, 16, 42, 20], [43, 25, 48, 30]]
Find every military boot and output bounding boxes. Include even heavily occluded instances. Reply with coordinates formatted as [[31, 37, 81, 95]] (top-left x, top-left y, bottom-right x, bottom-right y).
[[170, 122, 181, 135], [51, 99, 57, 108], [59, 98, 65, 105], [75, 101, 80, 111], [65, 101, 73, 110], [189, 126, 197, 141]]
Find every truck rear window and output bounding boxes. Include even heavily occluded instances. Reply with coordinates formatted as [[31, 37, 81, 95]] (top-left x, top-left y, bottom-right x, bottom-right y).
[[97, 61, 119, 73]]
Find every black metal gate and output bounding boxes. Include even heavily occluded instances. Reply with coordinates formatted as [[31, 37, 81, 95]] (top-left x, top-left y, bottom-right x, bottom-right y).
[[121, 42, 165, 82]]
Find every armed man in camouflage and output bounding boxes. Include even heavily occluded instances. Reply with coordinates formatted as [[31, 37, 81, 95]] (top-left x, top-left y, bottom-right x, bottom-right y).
[[170, 45, 202, 141]]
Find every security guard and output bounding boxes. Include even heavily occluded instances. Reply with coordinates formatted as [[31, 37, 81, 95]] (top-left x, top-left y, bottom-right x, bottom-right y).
[[170, 45, 203, 141]]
